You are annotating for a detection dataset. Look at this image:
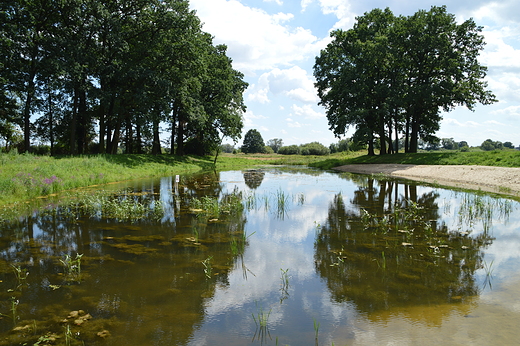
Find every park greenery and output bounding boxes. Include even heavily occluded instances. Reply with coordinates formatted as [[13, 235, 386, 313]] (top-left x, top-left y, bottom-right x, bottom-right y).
[[0, 0, 247, 156], [313, 6, 496, 155]]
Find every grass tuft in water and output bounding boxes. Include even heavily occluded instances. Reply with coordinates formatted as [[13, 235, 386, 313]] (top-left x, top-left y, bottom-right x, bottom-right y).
[[202, 256, 213, 279]]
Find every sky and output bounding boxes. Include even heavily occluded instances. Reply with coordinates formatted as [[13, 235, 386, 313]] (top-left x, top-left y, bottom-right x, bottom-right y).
[[189, 0, 520, 148]]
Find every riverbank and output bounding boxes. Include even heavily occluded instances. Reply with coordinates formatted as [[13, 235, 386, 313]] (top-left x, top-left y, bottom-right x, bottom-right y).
[[333, 164, 520, 197]]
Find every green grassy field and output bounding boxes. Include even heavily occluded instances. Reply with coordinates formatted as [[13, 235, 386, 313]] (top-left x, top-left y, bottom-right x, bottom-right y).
[[1, 150, 519, 208]]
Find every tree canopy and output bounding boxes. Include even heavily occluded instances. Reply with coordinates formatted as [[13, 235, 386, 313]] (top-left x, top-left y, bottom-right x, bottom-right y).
[[314, 6, 496, 155], [241, 129, 265, 154], [0, 0, 247, 155]]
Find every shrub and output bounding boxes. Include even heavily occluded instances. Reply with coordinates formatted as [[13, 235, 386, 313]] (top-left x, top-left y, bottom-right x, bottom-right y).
[[278, 145, 300, 155], [300, 142, 330, 156]]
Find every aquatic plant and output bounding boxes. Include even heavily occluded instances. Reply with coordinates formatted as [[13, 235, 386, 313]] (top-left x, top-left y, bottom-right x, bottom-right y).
[[313, 318, 320, 346], [202, 256, 213, 279], [482, 259, 494, 289], [0, 297, 19, 326], [252, 302, 271, 342], [11, 264, 29, 291], [275, 188, 290, 219], [60, 253, 83, 283]]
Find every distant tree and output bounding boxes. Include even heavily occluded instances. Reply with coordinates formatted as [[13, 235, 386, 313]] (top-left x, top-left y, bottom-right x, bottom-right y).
[[504, 141, 514, 149], [441, 138, 458, 150], [458, 141, 468, 148], [220, 143, 235, 153], [241, 129, 265, 154], [266, 138, 283, 153], [480, 139, 494, 151], [278, 145, 300, 155], [300, 142, 330, 155]]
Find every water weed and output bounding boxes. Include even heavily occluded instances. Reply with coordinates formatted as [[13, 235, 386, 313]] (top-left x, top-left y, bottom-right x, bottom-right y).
[[11, 264, 29, 291], [252, 302, 271, 342], [202, 256, 213, 279], [60, 253, 83, 283]]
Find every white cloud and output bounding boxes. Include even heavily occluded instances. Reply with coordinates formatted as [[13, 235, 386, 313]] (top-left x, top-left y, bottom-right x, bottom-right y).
[[442, 118, 480, 127], [190, 0, 323, 74], [243, 110, 267, 126], [264, 0, 283, 5], [491, 105, 520, 118], [314, 0, 356, 29], [291, 104, 325, 119], [249, 66, 318, 103]]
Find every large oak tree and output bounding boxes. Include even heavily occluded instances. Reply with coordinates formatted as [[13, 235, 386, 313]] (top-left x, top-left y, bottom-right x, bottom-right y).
[[314, 6, 496, 154]]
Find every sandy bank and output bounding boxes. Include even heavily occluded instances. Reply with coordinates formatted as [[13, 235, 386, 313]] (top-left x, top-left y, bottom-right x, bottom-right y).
[[333, 164, 520, 197]]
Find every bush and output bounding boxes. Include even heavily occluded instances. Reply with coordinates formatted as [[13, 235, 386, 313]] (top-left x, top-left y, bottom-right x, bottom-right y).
[[300, 142, 330, 156], [278, 145, 300, 155], [264, 146, 274, 154]]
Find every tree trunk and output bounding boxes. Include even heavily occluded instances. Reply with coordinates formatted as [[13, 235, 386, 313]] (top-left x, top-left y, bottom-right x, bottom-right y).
[[409, 117, 419, 153], [151, 118, 161, 155], [176, 115, 185, 156], [70, 88, 78, 155]]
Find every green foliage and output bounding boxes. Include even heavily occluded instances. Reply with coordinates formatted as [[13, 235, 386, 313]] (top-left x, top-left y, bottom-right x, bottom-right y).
[[481, 139, 504, 151], [266, 138, 283, 153], [1, 0, 246, 156], [241, 129, 265, 154], [314, 6, 496, 155], [310, 151, 520, 170], [278, 145, 300, 155], [278, 142, 329, 156]]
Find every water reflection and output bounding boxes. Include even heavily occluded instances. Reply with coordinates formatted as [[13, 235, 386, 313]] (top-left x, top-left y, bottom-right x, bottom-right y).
[[0, 168, 519, 345], [243, 169, 265, 189], [315, 178, 493, 313]]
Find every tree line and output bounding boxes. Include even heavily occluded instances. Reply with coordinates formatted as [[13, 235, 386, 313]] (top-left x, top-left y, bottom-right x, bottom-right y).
[[313, 6, 496, 155], [0, 0, 247, 155]]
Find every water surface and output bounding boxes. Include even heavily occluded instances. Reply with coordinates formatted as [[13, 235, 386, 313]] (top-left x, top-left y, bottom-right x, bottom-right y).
[[1, 167, 519, 345]]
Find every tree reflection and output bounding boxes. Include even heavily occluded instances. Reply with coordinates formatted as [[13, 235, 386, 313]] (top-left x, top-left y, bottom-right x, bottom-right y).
[[243, 169, 265, 189], [0, 172, 249, 345], [314, 178, 494, 313]]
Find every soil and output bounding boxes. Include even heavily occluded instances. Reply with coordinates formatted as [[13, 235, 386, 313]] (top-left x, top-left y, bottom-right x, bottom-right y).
[[332, 164, 520, 198]]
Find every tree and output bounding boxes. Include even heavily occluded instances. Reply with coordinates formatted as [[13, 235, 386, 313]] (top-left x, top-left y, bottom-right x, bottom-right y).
[[504, 141, 514, 149], [314, 6, 496, 155], [441, 138, 458, 150], [266, 138, 283, 153], [241, 129, 265, 154]]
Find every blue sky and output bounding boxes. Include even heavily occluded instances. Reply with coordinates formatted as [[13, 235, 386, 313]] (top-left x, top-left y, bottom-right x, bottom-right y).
[[189, 0, 520, 148]]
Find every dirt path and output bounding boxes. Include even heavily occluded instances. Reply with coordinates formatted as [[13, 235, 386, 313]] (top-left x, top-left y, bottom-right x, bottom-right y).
[[333, 164, 520, 197]]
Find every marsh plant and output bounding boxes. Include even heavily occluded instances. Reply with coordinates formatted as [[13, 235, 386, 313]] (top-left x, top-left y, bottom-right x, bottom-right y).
[[252, 302, 272, 342], [202, 256, 213, 279], [275, 188, 290, 219], [60, 253, 83, 283], [313, 318, 320, 346], [0, 297, 19, 326], [11, 264, 29, 291]]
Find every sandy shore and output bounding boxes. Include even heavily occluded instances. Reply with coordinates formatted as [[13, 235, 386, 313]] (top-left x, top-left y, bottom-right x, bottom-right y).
[[333, 164, 520, 197]]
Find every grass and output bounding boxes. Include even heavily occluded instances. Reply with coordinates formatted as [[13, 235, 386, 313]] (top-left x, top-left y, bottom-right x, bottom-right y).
[[309, 149, 520, 170], [2, 149, 519, 212]]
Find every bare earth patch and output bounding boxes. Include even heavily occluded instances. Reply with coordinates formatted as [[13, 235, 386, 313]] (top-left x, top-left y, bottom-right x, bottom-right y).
[[333, 164, 520, 197]]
